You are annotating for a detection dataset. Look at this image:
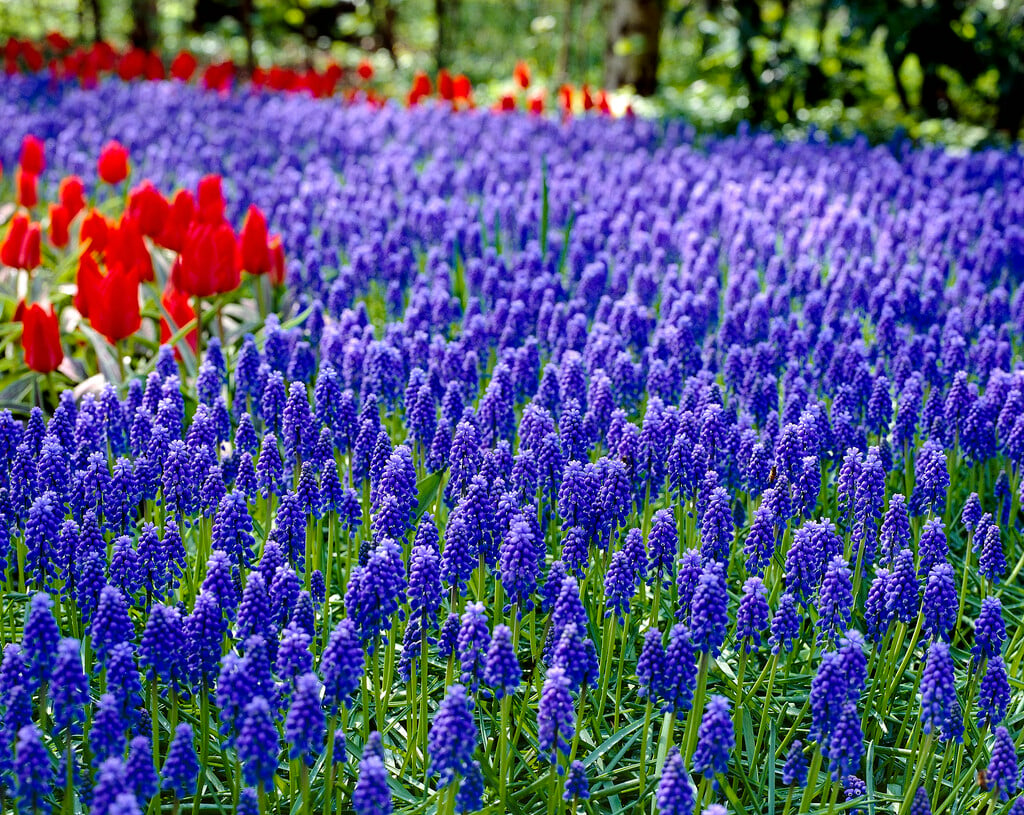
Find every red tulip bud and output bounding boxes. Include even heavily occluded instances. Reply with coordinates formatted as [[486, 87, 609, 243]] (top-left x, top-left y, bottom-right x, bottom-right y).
[[97, 140, 130, 185], [19, 134, 45, 175], [20, 302, 63, 373]]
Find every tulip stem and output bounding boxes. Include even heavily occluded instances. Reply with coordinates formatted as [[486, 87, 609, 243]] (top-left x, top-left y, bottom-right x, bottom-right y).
[[46, 371, 59, 410], [194, 296, 204, 362], [256, 275, 267, 319], [115, 339, 126, 382], [217, 305, 225, 348]]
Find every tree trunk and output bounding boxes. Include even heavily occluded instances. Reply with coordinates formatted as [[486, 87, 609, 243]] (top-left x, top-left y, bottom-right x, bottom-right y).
[[604, 0, 663, 96], [241, 0, 255, 73], [734, 0, 767, 122], [129, 0, 158, 51], [372, 0, 398, 66], [89, 0, 103, 42], [435, 0, 451, 70], [558, 0, 574, 80]]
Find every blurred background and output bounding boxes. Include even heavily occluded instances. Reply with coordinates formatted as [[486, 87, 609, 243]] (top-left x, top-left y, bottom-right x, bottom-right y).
[[1, 0, 1022, 142]]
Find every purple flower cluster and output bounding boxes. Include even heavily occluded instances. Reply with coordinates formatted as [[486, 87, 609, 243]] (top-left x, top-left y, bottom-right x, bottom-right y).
[[0, 71, 1022, 814]]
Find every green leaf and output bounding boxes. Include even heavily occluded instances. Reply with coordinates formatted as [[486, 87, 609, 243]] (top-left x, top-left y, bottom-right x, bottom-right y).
[[77, 323, 120, 384], [539, 157, 549, 252], [416, 470, 444, 517]]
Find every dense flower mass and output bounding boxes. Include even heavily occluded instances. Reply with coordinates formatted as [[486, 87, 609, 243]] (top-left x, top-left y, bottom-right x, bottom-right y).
[[0, 66, 1022, 815]]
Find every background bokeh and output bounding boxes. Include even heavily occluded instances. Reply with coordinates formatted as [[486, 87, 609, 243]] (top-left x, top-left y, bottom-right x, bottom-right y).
[[1, 1, 1022, 142]]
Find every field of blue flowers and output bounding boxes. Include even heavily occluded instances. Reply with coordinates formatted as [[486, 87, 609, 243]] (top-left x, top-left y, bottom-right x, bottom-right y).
[[1, 73, 1023, 815]]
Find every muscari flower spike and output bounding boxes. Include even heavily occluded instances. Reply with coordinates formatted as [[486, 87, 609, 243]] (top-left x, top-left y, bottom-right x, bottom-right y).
[[656, 747, 696, 815], [353, 733, 393, 815], [428, 684, 477, 787]]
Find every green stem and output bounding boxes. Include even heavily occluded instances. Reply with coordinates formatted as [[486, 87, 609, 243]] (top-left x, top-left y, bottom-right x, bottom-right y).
[[548, 763, 560, 815], [193, 295, 203, 363], [300, 761, 310, 815], [654, 710, 677, 775], [420, 627, 430, 779], [880, 615, 923, 715], [635, 699, 654, 814], [193, 683, 210, 815], [956, 534, 973, 630], [115, 338, 126, 382], [798, 749, 823, 813], [781, 787, 795, 815], [898, 733, 933, 815], [684, 653, 710, 759], [373, 635, 384, 731], [734, 648, 748, 763], [594, 612, 616, 727], [612, 612, 630, 731], [753, 651, 779, 759], [499, 694, 511, 802], [151, 679, 160, 760], [323, 717, 336, 815]]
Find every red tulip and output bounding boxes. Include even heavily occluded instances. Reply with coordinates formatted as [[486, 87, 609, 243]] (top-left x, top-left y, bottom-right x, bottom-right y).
[[79, 209, 110, 253], [97, 140, 130, 185], [306, 68, 328, 97], [202, 61, 235, 91], [237, 204, 270, 275], [172, 220, 239, 297], [75, 251, 102, 318], [269, 235, 286, 286], [267, 66, 293, 91], [19, 223, 41, 270], [78, 52, 99, 88], [513, 60, 531, 89], [19, 302, 63, 373], [92, 41, 116, 71], [407, 71, 432, 105], [21, 42, 43, 72], [83, 261, 142, 344], [497, 94, 516, 111], [1, 214, 29, 266], [155, 189, 196, 253], [49, 203, 71, 248], [528, 91, 545, 115], [17, 168, 38, 208], [437, 69, 454, 101], [144, 51, 164, 81], [452, 74, 471, 101], [320, 65, 341, 97], [19, 135, 45, 175], [558, 84, 574, 113], [170, 50, 197, 82], [106, 215, 154, 282], [127, 181, 169, 238], [117, 48, 146, 81], [45, 31, 72, 52], [160, 282, 198, 352], [59, 175, 86, 219], [357, 59, 374, 81], [61, 49, 81, 76], [582, 85, 594, 111], [197, 174, 226, 225]]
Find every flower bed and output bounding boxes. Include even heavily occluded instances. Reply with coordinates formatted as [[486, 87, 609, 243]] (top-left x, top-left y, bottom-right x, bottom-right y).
[[1, 75, 1023, 814], [4, 36, 615, 114]]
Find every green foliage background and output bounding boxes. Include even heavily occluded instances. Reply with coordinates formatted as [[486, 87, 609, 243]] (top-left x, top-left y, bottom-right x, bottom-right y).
[[1, 0, 1021, 144]]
